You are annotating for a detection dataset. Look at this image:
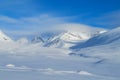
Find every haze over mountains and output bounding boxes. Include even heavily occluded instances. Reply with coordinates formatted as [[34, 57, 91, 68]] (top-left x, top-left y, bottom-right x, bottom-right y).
[[0, 24, 106, 48]]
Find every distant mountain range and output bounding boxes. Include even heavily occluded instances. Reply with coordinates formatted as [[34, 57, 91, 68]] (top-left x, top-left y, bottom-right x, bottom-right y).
[[0, 24, 106, 49], [30, 25, 106, 48]]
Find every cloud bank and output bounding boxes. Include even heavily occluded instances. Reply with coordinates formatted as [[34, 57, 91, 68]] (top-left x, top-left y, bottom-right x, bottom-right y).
[[0, 14, 97, 39]]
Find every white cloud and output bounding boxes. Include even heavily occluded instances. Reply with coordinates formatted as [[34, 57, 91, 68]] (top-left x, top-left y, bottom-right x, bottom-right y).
[[0, 14, 102, 38], [0, 14, 75, 37], [0, 15, 19, 23], [52, 23, 101, 32]]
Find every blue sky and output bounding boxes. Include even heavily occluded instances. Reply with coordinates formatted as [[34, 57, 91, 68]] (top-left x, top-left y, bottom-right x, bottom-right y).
[[0, 0, 120, 37]]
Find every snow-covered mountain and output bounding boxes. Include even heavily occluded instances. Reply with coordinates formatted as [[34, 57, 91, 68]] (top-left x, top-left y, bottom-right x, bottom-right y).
[[57, 31, 90, 41], [43, 31, 91, 48], [31, 24, 106, 48], [31, 30, 105, 48], [71, 27, 120, 50], [32, 36, 44, 43], [0, 24, 107, 49], [0, 30, 13, 42], [70, 27, 120, 62]]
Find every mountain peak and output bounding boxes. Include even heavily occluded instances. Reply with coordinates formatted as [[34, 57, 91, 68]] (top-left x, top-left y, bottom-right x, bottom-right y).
[[60, 31, 90, 42], [0, 30, 13, 42], [32, 36, 44, 43]]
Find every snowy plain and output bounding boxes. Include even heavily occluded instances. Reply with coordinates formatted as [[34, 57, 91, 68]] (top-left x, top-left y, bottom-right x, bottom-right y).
[[0, 42, 119, 80]]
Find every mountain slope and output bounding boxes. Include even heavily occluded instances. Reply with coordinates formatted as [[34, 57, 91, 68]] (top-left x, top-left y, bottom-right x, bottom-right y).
[[71, 27, 120, 62], [71, 27, 120, 50], [0, 30, 13, 42], [43, 31, 91, 48], [43, 30, 106, 48]]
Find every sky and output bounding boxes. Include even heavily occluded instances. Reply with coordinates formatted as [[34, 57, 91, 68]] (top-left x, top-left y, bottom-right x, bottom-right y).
[[0, 0, 120, 37]]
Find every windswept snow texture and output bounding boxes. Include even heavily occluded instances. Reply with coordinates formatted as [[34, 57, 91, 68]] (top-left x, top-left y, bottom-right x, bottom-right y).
[[0, 27, 120, 80], [0, 45, 119, 80], [71, 27, 120, 50]]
